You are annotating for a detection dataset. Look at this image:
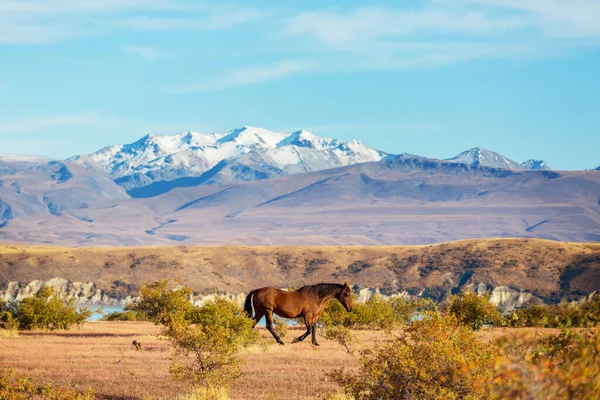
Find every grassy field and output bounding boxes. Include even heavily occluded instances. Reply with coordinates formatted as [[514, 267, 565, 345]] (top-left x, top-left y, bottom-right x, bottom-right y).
[[0, 321, 562, 400]]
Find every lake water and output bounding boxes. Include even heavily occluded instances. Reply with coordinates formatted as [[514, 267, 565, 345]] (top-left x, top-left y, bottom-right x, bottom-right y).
[[84, 305, 125, 321], [83, 305, 293, 326]]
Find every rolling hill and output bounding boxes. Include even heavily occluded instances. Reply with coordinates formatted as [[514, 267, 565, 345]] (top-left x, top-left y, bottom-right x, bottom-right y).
[[1, 239, 599, 308], [0, 154, 599, 246]]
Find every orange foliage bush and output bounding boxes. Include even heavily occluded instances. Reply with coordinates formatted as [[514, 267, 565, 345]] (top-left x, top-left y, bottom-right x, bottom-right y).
[[329, 311, 600, 400]]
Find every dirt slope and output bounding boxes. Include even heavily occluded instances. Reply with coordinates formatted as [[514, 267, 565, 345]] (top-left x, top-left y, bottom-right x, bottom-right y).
[[1, 238, 599, 302]]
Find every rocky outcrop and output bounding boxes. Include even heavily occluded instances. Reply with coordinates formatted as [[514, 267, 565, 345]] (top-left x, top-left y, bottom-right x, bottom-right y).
[[0, 277, 544, 313], [464, 283, 538, 312], [2, 278, 136, 305]]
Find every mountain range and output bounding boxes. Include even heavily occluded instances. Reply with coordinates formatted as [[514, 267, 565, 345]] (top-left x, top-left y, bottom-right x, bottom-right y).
[[1, 127, 599, 246], [70, 126, 551, 197]]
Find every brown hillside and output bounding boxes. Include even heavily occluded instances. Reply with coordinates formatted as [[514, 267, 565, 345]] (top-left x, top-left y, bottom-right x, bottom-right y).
[[1, 238, 599, 302]]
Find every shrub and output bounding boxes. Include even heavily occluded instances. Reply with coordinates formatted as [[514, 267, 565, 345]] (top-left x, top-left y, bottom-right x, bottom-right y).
[[505, 295, 600, 328], [0, 299, 19, 332], [504, 303, 555, 327], [321, 325, 358, 355], [328, 312, 498, 399], [351, 296, 400, 331], [132, 280, 194, 325], [131, 280, 259, 388], [273, 316, 288, 339], [391, 297, 437, 324], [101, 310, 141, 321], [1, 287, 91, 331], [447, 290, 502, 330], [0, 368, 95, 399], [493, 329, 600, 399], [321, 295, 436, 330]]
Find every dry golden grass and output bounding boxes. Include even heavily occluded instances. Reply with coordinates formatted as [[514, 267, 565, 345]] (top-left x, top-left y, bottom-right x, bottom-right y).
[[0, 322, 564, 400], [2, 238, 600, 299]]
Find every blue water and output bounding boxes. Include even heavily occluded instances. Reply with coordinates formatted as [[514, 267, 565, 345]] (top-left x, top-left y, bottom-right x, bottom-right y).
[[82, 305, 125, 321], [82, 305, 299, 326]]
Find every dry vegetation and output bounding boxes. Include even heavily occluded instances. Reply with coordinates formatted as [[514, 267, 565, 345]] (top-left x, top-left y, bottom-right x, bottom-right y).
[[1, 239, 600, 301], [0, 321, 568, 400], [0, 322, 377, 399]]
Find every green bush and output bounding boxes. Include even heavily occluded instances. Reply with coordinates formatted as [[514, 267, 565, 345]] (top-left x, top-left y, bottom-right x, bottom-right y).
[[0, 299, 19, 332], [273, 316, 288, 339], [446, 290, 502, 330], [132, 280, 194, 325], [505, 295, 600, 328], [321, 325, 358, 355], [131, 280, 259, 388], [1, 287, 91, 331], [320, 295, 435, 330], [101, 310, 141, 321]]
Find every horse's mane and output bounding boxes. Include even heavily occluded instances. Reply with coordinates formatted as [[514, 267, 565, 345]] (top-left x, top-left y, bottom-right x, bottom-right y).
[[296, 283, 344, 298]]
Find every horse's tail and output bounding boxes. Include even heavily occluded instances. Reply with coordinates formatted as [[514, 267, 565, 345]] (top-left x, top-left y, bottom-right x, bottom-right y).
[[244, 289, 257, 319]]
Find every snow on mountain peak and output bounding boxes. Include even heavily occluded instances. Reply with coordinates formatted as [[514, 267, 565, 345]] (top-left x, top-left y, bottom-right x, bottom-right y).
[[447, 148, 551, 170], [82, 127, 387, 191], [520, 159, 550, 170], [278, 129, 332, 150], [217, 126, 288, 147]]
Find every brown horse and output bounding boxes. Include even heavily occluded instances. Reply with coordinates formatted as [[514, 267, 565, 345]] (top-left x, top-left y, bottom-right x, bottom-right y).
[[244, 282, 354, 346]]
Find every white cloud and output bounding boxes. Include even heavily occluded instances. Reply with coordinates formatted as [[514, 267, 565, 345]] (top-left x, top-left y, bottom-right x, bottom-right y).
[[0, 0, 266, 44], [286, 7, 528, 50], [471, 0, 600, 38], [279, 1, 600, 75], [169, 60, 314, 93], [0, 113, 97, 136], [121, 45, 158, 61]]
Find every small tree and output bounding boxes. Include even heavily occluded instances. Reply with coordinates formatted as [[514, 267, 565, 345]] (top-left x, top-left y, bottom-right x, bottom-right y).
[[447, 290, 502, 330], [131, 281, 259, 388], [133, 280, 194, 325], [322, 325, 357, 355], [3, 287, 91, 331]]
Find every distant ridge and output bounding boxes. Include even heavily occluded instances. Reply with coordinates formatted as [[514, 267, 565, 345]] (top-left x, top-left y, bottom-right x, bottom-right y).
[[71, 129, 557, 197], [445, 147, 550, 170], [1, 152, 599, 246]]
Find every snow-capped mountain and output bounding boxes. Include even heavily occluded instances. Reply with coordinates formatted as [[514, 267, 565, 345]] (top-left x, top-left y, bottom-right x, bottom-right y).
[[75, 126, 388, 193], [520, 159, 550, 170], [446, 148, 550, 170]]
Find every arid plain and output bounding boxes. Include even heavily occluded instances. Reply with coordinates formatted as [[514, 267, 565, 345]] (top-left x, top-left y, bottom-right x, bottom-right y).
[[0, 321, 568, 400]]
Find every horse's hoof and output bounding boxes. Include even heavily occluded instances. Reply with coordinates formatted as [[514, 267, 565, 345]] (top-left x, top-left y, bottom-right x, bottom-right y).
[[278, 342, 285, 346], [312, 342, 320, 346], [292, 338, 299, 344]]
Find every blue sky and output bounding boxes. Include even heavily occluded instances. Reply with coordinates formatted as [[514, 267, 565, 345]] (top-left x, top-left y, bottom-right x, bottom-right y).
[[0, 0, 599, 170]]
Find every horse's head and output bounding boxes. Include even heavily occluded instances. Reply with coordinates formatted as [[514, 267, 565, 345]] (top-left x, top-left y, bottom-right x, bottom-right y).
[[337, 282, 354, 312]]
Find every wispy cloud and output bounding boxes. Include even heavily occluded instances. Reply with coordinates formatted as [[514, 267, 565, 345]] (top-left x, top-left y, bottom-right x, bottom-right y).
[[0, 113, 97, 135], [0, 0, 266, 44], [282, 1, 600, 73], [119, 8, 266, 32], [471, 0, 600, 38], [285, 7, 528, 50], [169, 60, 314, 93], [121, 45, 158, 61]]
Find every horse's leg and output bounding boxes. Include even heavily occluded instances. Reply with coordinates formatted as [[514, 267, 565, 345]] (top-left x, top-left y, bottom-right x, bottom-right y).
[[252, 310, 264, 328], [292, 317, 311, 344], [265, 310, 285, 345], [311, 322, 320, 346]]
